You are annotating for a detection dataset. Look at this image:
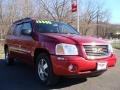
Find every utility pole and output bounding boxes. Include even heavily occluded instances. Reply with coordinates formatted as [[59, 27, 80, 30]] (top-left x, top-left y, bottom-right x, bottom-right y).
[[96, 11, 99, 38], [71, 0, 79, 32], [77, 0, 80, 32], [0, 0, 2, 39]]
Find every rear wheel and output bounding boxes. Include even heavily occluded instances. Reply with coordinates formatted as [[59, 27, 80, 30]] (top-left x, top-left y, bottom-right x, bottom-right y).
[[35, 53, 59, 86], [5, 48, 14, 65]]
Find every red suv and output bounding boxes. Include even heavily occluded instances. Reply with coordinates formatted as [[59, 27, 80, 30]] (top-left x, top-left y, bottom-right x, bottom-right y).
[[4, 18, 116, 85]]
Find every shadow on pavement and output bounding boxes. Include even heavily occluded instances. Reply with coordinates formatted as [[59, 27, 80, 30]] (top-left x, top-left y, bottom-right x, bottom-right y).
[[50, 78, 87, 89], [0, 59, 87, 90]]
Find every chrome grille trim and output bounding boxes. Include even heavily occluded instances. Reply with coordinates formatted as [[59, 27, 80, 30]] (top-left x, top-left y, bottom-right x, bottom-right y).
[[83, 44, 111, 59]]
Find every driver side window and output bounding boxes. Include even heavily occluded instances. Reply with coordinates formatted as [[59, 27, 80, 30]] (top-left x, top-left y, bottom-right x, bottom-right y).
[[22, 22, 32, 30], [21, 22, 32, 36]]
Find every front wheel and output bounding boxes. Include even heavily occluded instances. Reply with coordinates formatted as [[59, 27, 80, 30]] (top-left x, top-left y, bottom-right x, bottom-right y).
[[5, 48, 14, 65], [35, 53, 59, 86]]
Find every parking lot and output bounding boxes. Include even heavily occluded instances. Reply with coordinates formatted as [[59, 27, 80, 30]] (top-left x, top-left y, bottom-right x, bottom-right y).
[[0, 49, 120, 90]]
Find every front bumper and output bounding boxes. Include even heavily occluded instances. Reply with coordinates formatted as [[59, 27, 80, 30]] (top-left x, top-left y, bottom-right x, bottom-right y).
[[50, 54, 116, 76]]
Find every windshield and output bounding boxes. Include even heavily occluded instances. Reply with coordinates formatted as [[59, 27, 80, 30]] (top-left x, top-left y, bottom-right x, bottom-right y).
[[35, 21, 80, 35]]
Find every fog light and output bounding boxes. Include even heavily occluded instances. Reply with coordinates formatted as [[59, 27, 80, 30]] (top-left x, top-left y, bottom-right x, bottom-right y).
[[68, 64, 77, 72]]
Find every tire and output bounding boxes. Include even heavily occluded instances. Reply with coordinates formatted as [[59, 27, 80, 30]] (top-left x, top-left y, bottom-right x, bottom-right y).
[[35, 53, 59, 86], [5, 48, 14, 65]]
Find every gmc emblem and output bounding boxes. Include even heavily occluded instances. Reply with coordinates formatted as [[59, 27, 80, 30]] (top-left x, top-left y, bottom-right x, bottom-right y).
[[92, 48, 103, 53]]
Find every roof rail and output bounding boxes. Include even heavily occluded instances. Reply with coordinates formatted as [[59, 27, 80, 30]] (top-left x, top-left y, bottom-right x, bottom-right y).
[[13, 17, 32, 24]]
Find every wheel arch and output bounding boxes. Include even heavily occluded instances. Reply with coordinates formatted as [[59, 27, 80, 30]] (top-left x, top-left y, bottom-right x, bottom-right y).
[[34, 48, 59, 85], [34, 48, 51, 65]]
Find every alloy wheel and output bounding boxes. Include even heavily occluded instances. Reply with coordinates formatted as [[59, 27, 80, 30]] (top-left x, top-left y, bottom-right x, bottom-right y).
[[38, 58, 48, 81]]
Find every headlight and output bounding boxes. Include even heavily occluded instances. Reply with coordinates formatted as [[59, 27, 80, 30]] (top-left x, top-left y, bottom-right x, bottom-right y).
[[56, 43, 78, 55], [108, 44, 113, 53]]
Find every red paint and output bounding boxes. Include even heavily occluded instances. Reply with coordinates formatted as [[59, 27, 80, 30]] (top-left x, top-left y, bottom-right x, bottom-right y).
[[5, 18, 116, 77], [71, 0, 77, 12]]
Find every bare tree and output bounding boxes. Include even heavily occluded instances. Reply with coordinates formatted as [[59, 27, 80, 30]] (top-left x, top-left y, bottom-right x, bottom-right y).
[[80, 0, 110, 36], [0, 0, 113, 39], [39, 0, 76, 23]]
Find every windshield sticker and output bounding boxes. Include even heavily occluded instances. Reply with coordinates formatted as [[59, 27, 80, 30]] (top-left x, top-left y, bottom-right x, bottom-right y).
[[36, 20, 52, 24]]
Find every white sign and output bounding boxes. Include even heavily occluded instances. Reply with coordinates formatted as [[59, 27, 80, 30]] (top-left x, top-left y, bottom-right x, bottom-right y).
[[97, 62, 107, 71]]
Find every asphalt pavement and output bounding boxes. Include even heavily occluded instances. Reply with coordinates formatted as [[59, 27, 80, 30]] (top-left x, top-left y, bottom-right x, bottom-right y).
[[0, 49, 120, 90]]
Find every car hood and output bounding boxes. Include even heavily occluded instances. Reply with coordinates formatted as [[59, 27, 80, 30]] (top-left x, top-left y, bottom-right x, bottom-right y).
[[40, 33, 108, 45]]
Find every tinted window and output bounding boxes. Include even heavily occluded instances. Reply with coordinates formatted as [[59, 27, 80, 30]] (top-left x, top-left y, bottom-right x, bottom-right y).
[[13, 24, 22, 36], [59, 23, 79, 34], [36, 23, 59, 33], [22, 23, 32, 30], [36, 22, 80, 35]]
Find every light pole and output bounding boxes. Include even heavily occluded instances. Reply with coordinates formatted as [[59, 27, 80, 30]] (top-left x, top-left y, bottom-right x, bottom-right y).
[[77, 0, 80, 32], [96, 9, 100, 38], [71, 0, 79, 32]]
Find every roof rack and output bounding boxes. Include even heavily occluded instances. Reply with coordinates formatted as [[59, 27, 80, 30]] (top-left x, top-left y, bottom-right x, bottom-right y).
[[13, 17, 32, 24]]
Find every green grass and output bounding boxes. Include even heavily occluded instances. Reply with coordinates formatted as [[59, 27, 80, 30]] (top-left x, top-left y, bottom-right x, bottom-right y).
[[0, 45, 4, 59], [112, 43, 120, 49]]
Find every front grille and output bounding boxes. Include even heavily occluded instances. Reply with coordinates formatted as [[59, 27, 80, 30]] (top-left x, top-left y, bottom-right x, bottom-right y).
[[83, 45, 110, 59]]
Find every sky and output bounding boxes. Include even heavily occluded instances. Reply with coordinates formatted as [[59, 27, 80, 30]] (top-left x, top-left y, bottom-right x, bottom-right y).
[[104, 0, 120, 24]]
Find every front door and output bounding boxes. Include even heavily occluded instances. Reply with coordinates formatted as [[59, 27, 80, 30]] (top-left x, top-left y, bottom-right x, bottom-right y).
[[18, 22, 35, 65]]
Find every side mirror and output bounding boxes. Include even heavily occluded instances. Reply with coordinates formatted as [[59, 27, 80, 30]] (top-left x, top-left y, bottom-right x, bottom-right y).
[[21, 29, 32, 36]]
